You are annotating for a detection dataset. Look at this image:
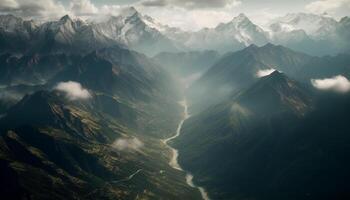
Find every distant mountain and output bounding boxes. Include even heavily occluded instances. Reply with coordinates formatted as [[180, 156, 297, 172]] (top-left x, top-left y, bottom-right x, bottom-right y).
[[0, 8, 180, 56], [1, 11, 349, 56], [269, 13, 338, 39], [92, 7, 180, 56], [187, 43, 313, 113], [180, 14, 269, 53], [269, 13, 350, 55]]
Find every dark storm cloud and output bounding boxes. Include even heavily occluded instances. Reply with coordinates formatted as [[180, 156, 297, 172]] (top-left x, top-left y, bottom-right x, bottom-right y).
[[140, 0, 240, 9]]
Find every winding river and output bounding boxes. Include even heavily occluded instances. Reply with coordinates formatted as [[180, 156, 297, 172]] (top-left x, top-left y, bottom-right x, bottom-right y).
[[163, 100, 210, 200]]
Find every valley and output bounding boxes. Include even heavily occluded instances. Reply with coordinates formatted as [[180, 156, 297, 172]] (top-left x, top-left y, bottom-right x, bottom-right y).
[[1, 4, 350, 200], [163, 100, 210, 200]]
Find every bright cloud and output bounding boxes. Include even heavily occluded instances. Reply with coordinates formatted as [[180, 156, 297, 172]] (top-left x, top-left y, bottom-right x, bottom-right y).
[[256, 68, 276, 78], [311, 75, 350, 93], [112, 138, 143, 151], [55, 81, 92, 100], [70, 0, 98, 16], [305, 0, 350, 14]]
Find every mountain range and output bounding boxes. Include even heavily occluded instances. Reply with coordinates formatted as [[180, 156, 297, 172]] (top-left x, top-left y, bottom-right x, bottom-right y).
[[1, 8, 350, 56]]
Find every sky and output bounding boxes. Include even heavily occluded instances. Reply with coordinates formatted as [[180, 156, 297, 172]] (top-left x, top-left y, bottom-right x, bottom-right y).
[[1, 0, 350, 31]]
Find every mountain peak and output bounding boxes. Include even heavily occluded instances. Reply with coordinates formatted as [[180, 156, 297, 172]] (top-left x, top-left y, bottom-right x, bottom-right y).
[[60, 14, 72, 22], [232, 13, 250, 23], [246, 43, 259, 50], [264, 70, 286, 81], [237, 71, 311, 115]]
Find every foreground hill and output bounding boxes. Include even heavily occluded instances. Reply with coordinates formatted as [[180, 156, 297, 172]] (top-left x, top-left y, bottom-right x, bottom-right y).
[[0, 41, 202, 199], [0, 88, 201, 200], [175, 71, 350, 199]]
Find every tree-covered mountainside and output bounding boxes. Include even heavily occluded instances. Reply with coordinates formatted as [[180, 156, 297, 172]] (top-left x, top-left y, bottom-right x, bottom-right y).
[[0, 40, 201, 199]]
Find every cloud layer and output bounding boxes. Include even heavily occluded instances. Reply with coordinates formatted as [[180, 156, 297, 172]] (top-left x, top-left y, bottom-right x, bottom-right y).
[[311, 75, 350, 93], [140, 0, 241, 9], [306, 0, 350, 14], [112, 138, 143, 151], [0, 0, 66, 19], [55, 81, 92, 100]]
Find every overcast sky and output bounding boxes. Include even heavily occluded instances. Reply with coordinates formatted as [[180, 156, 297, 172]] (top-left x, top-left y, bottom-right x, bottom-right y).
[[1, 0, 349, 30]]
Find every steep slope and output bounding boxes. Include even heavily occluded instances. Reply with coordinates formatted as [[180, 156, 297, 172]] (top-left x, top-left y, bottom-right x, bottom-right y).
[[49, 46, 181, 138], [173, 72, 350, 200], [0, 87, 202, 200], [0, 14, 37, 53], [0, 53, 75, 85], [34, 15, 118, 54], [187, 43, 313, 113]]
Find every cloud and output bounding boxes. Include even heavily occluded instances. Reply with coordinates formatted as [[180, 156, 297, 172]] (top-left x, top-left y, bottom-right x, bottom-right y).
[[70, 0, 98, 16], [141, 0, 168, 7], [112, 138, 143, 151], [305, 0, 350, 14], [54, 81, 92, 100], [140, 0, 241, 9], [311, 75, 350, 93], [256, 68, 276, 77], [0, 0, 67, 19]]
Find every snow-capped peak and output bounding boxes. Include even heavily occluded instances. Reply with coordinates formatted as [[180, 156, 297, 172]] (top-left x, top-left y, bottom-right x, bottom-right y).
[[234, 13, 250, 23], [60, 15, 72, 22], [269, 12, 337, 37], [119, 6, 139, 18]]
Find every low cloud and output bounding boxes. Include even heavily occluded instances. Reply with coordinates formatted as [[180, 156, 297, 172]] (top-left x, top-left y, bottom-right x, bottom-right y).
[[311, 75, 350, 93], [70, 0, 98, 16], [256, 68, 276, 77], [112, 138, 143, 151], [54, 81, 91, 100]]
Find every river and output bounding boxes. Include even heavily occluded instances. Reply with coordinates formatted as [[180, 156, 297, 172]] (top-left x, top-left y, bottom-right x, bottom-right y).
[[162, 100, 210, 200]]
